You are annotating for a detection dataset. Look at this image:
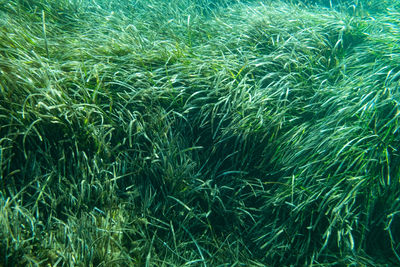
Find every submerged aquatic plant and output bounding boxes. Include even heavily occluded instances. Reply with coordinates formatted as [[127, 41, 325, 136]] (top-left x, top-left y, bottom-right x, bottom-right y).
[[0, 0, 399, 265]]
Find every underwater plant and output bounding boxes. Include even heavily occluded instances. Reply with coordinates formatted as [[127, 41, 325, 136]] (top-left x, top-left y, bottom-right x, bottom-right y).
[[0, 0, 399, 265]]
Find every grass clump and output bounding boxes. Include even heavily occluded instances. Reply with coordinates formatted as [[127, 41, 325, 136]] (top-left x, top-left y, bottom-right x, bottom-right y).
[[0, 0, 399, 265]]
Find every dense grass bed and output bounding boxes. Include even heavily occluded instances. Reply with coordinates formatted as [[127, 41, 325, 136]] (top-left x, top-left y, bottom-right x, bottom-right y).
[[1, 0, 400, 265]]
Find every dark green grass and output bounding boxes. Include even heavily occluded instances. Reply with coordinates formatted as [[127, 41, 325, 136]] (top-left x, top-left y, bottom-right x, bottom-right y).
[[0, 0, 399, 265]]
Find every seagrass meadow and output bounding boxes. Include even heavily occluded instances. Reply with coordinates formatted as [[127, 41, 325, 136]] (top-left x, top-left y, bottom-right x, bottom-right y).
[[1, 0, 400, 265]]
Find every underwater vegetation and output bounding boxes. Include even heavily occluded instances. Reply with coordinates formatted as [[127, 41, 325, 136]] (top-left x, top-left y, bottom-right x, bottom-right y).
[[0, 0, 400, 265]]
